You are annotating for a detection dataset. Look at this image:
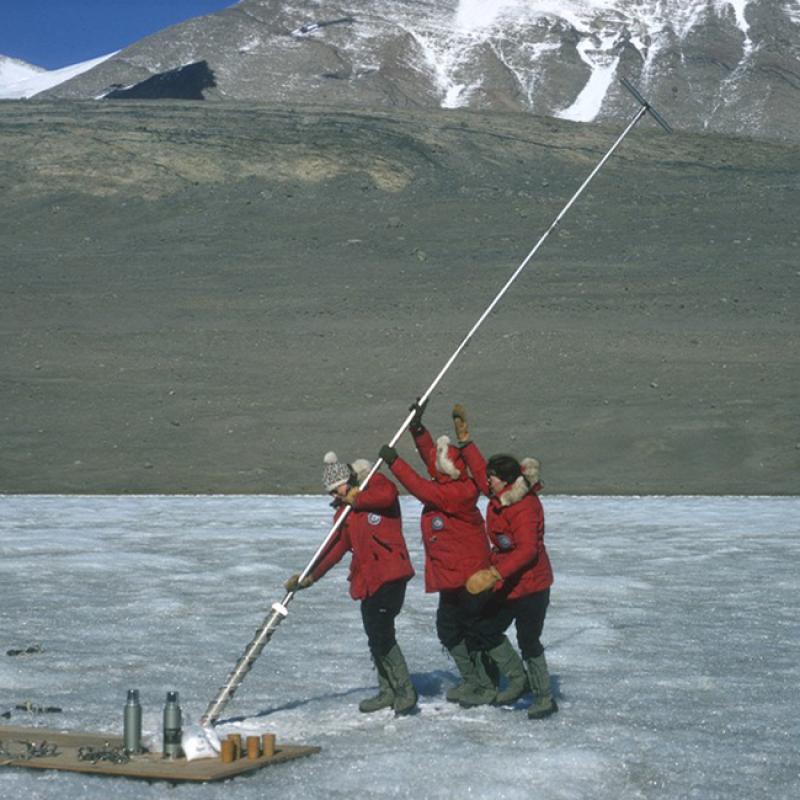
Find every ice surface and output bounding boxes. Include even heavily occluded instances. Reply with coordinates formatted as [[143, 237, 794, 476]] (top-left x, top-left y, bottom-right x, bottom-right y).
[[1, 494, 798, 799]]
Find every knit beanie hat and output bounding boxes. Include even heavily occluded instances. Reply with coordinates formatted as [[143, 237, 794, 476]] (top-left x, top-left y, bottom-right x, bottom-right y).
[[323, 452, 351, 492]]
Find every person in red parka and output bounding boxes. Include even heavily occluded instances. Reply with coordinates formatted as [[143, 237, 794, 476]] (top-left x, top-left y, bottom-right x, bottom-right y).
[[286, 452, 417, 715], [453, 403, 558, 719], [378, 401, 501, 708]]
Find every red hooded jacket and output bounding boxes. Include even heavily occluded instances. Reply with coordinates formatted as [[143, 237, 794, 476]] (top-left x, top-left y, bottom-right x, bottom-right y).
[[388, 428, 490, 592], [311, 473, 414, 600], [460, 441, 553, 599]]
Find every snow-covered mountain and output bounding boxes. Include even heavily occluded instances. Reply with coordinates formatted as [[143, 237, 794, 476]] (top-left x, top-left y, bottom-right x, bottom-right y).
[[11, 1, 800, 141], [0, 55, 46, 96], [0, 53, 116, 99]]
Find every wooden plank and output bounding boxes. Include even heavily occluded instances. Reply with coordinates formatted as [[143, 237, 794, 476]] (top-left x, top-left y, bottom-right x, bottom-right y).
[[0, 724, 320, 783]]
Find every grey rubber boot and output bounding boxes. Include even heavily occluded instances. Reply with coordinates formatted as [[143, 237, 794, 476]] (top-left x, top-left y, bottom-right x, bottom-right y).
[[488, 637, 529, 705], [526, 654, 558, 719], [359, 656, 395, 713], [445, 641, 473, 703], [457, 650, 497, 708], [383, 644, 418, 716]]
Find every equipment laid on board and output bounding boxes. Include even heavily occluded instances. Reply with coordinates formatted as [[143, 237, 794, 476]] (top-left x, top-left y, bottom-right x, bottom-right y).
[[0, 689, 319, 783], [0, 724, 319, 784]]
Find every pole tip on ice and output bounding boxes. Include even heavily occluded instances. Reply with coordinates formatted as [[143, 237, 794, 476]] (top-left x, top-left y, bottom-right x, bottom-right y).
[[620, 77, 673, 134]]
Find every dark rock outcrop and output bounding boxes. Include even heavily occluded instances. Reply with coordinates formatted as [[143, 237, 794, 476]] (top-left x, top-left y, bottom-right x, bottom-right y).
[[104, 60, 216, 100]]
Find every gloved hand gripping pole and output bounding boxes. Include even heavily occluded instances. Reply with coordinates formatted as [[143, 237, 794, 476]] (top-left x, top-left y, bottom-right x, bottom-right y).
[[200, 79, 670, 730]]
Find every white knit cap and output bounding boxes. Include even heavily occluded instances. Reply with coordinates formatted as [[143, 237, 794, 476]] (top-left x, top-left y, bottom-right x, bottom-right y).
[[322, 451, 351, 492]]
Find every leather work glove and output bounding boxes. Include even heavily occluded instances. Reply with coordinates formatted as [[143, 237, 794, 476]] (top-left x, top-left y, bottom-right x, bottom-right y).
[[466, 566, 502, 595], [408, 397, 428, 433], [452, 403, 470, 444], [285, 573, 315, 592], [379, 444, 398, 466], [343, 486, 360, 506]]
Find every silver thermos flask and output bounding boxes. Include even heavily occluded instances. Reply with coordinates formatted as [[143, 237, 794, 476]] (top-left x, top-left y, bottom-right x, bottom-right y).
[[162, 690, 184, 759], [123, 689, 142, 755]]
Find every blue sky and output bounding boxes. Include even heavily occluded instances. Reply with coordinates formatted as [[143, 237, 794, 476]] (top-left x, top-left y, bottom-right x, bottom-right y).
[[0, 1, 237, 69]]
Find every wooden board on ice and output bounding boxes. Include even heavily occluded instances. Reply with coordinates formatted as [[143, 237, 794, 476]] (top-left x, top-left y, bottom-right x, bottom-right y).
[[0, 724, 319, 783]]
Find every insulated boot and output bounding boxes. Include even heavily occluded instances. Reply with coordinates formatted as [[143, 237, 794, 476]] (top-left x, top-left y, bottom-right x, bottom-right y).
[[488, 638, 529, 705], [445, 641, 473, 703], [526, 654, 558, 719], [359, 657, 395, 713], [457, 649, 497, 708], [482, 650, 501, 690], [383, 644, 418, 716]]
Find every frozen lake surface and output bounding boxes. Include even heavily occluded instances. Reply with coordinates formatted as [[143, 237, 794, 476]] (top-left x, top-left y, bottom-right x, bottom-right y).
[[1, 494, 798, 799]]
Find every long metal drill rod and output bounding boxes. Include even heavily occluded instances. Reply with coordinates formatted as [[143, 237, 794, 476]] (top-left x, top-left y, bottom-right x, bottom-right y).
[[200, 82, 669, 728]]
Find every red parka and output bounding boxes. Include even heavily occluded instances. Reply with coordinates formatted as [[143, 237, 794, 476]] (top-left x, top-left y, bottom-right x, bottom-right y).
[[461, 441, 553, 600], [388, 428, 490, 593], [311, 473, 414, 600]]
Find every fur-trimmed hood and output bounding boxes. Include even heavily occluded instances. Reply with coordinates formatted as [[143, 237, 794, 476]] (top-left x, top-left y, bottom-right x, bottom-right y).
[[433, 435, 465, 481], [498, 457, 541, 506], [350, 458, 372, 484]]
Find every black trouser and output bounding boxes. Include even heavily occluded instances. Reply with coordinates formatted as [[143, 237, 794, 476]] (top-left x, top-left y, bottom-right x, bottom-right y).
[[436, 587, 502, 652], [477, 588, 551, 660], [360, 579, 408, 659]]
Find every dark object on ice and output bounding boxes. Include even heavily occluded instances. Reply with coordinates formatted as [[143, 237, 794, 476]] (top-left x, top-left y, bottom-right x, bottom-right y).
[[105, 61, 216, 100], [123, 689, 143, 755], [15, 701, 63, 714], [0, 723, 320, 782], [162, 691, 183, 759], [292, 16, 356, 36], [6, 644, 42, 656], [525, 654, 558, 719]]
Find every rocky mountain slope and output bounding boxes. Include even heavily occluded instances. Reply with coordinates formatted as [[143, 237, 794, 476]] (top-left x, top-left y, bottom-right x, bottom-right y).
[[33, 0, 800, 142], [1, 100, 797, 494]]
